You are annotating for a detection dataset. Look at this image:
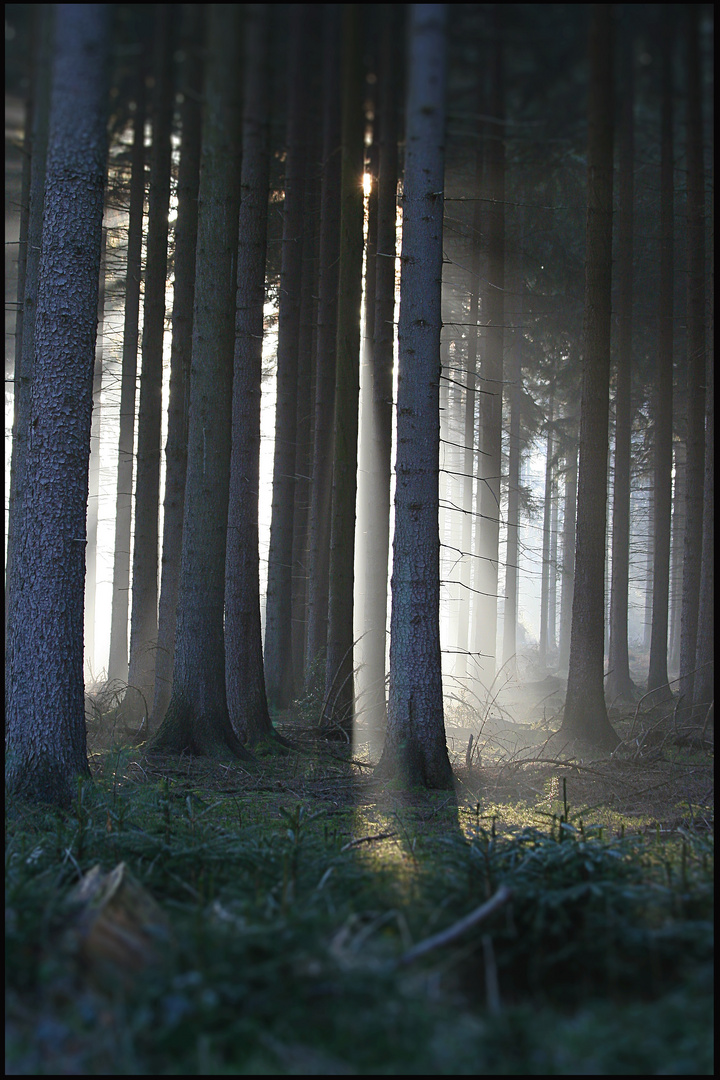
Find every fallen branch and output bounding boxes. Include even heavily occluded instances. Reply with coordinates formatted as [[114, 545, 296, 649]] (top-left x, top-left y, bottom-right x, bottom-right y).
[[399, 885, 512, 966], [340, 831, 398, 852]]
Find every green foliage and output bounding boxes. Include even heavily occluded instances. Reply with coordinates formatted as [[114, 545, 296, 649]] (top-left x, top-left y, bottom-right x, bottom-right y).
[[5, 756, 713, 1075]]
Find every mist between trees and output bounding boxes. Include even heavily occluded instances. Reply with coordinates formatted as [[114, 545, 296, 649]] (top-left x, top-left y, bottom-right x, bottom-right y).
[[4, 2, 714, 805]]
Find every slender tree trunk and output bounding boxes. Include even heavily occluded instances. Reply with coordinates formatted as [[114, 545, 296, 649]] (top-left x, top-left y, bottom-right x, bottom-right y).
[[152, 5, 249, 760], [474, 4, 505, 693], [678, 3, 706, 710], [560, 4, 620, 750], [558, 428, 578, 673], [225, 3, 279, 746], [6, 4, 110, 806], [375, 4, 453, 790], [107, 55, 146, 684], [607, 23, 636, 701], [264, 5, 312, 709], [647, 21, 674, 700], [502, 244, 523, 677], [539, 393, 555, 669], [6, 5, 53, 637], [321, 4, 365, 737], [151, 5, 204, 727], [643, 483, 654, 652], [548, 458, 559, 657], [124, 8, 174, 725], [304, 5, 342, 690], [668, 440, 685, 673], [84, 225, 107, 679]]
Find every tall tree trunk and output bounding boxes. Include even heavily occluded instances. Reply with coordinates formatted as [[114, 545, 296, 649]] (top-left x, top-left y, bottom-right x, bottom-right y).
[[304, 5, 342, 690], [560, 4, 620, 750], [502, 242, 523, 677], [668, 440, 685, 673], [107, 51, 146, 684], [558, 427, 578, 673], [264, 5, 311, 709], [124, 8, 174, 726], [548, 455, 559, 657], [151, 4, 205, 727], [152, 5, 249, 760], [474, 4, 505, 693], [375, 4, 453, 790], [6, 4, 110, 807], [225, 3, 278, 746], [647, 14, 674, 700], [607, 22, 637, 701], [678, 3, 706, 710], [539, 392, 555, 669], [321, 4, 366, 737], [84, 225, 107, 679], [6, 4, 53, 638]]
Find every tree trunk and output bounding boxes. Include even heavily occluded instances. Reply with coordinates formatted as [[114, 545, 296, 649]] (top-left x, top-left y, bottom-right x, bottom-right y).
[[151, 4, 205, 728], [502, 244, 523, 677], [6, 4, 110, 807], [124, 8, 174, 726], [107, 50, 146, 685], [678, 3, 706, 711], [225, 3, 278, 746], [668, 440, 685, 674], [304, 5, 342, 691], [558, 428, 578, 674], [607, 22, 637, 702], [474, 4, 505, 694], [152, 5, 249, 760], [375, 4, 453, 790], [264, 4, 312, 710], [84, 225, 107, 680], [647, 20, 674, 700], [321, 4, 366, 738], [539, 393, 554, 669], [560, 4, 620, 750]]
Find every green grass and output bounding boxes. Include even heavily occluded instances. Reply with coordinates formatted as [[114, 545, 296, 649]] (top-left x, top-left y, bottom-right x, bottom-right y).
[[5, 748, 714, 1075]]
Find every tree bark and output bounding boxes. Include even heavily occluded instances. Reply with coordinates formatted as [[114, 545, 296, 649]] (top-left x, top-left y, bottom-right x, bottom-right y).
[[124, 7, 174, 726], [152, 4, 249, 760], [151, 4, 205, 727], [560, 4, 620, 750], [539, 392, 555, 669], [558, 427, 578, 674], [84, 224, 106, 679], [6, 3, 110, 806], [375, 4, 454, 790]]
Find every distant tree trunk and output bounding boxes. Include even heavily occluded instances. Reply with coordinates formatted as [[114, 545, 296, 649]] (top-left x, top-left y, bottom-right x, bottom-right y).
[[361, 5, 402, 752], [668, 440, 685, 673], [474, 4, 505, 693], [84, 225, 107, 679], [225, 3, 278, 746], [678, 3, 706, 710], [124, 8, 174, 726], [502, 248, 523, 677], [107, 54, 146, 684], [607, 23, 637, 702], [693, 291, 713, 716], [264, 5, 312, 710], [304, 5, 342, 690], [560, 4, 620, 750], [151, 4, 204, 727], [5, 4, 53, 638], [321, 3, 366, 737], [539, 393, 555, 669], [375, 4, 453, 790], [152, 5, 249, 760], [548, 457, 559, 657], [642, 484, 654, 652], [6, 4, 110, 806], [647, 16, 674, 701], [558, 427, 578, 673]]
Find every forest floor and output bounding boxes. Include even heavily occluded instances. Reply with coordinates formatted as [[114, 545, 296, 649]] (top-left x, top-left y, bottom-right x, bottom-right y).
[[5, 670, 714, 1075]]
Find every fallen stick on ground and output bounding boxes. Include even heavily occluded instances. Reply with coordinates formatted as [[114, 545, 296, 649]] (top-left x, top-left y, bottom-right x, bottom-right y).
[[399, 885, 513, 966]]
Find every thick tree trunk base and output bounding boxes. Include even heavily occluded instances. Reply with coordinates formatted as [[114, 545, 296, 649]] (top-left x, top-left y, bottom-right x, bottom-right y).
[[6, 757, 91, 810], [605, 672, 640, 705], [558, 704, 621, 752], [150, 697, 255, 762], [374, 737, 455, 792]]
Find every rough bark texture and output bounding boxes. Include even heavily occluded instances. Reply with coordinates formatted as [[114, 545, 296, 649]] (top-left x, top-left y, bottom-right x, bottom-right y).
[[607, 24, 636, 702], [151, 5, 204, 727], [107, 55, 146, 684], [304, 5, 342, 690], [474, 5, 505, 693], [322, 4, 366, 737], [152, 5, 249, 760], [647, 23, 674, 700], [124, 8, 174, 725], [264, 5, 311, 709], [678, 3, 706, 710], [362, 4, 402, 749], [225, 3, 277, 746], [6, 3, 110, 807], [375, 4, 454, 790], [560, 4, 620, 750]]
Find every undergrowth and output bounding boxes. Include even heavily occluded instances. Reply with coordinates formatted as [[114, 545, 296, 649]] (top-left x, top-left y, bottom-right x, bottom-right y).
[[5, 747, 714, 1075]]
